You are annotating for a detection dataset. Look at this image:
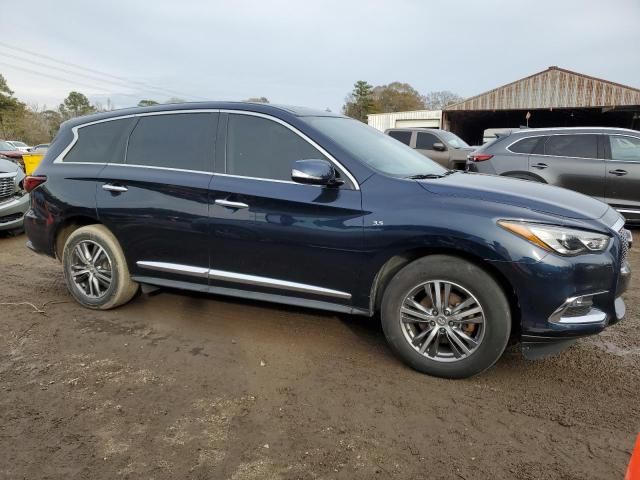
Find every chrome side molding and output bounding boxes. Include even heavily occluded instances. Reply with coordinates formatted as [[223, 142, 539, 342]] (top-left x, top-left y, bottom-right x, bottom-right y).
[[137, 261, 209, 278], [136, 261, 351, 299]]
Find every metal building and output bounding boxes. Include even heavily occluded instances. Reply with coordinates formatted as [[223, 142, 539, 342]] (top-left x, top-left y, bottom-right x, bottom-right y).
[[442, 66, 640, 144]]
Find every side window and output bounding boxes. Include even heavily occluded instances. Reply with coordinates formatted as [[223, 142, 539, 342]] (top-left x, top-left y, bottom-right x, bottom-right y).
[[415, 132, 440, 150], [64, 118, 135, 164], [126, 113, 216, 171], [609, 135, 640, 161], [226, 114, 327, 181], [509, 136, 541, 154], [387, 131, 412, 146], [544, 135, 598, 159]]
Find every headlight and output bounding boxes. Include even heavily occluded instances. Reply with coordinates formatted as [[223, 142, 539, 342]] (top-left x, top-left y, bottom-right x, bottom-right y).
[[498, 221, 610, 255]]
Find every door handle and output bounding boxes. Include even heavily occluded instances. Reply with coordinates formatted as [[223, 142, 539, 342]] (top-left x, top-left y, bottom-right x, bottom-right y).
[[531, 163, 548, 169], [215, 199, 249, 209], [102, 184, 128, 193], [609, 169, 628, 176]]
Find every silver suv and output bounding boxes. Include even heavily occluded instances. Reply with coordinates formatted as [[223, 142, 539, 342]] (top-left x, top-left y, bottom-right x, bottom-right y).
[[0, 156, 29, 233], [468, 127, 640, 224]]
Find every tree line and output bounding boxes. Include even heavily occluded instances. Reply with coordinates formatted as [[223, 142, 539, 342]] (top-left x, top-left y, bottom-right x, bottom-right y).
[[342, 80, 463, 122], [0, 73, 191, 145], [1, 70, 460, 144]]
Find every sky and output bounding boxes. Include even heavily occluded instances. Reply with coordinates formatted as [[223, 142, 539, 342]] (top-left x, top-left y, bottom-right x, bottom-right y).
[[2, 0, 639, 113]]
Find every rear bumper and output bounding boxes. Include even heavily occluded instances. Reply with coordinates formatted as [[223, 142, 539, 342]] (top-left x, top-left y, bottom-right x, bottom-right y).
[[0, 193, 29, 231]]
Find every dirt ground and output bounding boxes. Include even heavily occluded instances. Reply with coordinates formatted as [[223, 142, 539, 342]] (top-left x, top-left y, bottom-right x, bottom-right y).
[[0, 230, 638, 480]]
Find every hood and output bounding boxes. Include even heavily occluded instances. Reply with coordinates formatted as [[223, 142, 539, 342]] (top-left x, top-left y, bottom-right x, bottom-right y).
[[0, 157, 22, 174], [417, 172, 609, 221], [0, 150, 23, 158]]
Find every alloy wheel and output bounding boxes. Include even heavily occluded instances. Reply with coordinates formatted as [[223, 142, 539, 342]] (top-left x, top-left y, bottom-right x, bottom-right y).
[[399, 280, 486, 362], [69, 240, 113, 299]]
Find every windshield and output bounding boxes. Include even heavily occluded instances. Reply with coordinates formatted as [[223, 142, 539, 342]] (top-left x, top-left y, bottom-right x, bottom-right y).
[[0, 141, 17, 151], [305, 117, 446, 177], [11, 141, 27, 147], [437, 130, 469, 149]]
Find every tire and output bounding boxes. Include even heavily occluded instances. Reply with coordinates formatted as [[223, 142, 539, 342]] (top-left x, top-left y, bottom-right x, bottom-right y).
[[5, 227, 24, 237], [62, 224, 139, 310], [380, 255, 511, 379]]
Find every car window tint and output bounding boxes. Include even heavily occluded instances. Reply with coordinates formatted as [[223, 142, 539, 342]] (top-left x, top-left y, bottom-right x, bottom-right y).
[[226, 114, 326, 181], [415, 132, 440, 150], [387, 131, 412, 146], [610, 135, 640, 161], [126, 113, 216, 171], [543, 135, 597, 159], [64, 118, 135, 164], [509, 137, 540, 154]]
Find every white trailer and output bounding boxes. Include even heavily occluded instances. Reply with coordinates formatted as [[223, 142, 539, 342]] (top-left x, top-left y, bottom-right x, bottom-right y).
[[367, 110, 443, 132]]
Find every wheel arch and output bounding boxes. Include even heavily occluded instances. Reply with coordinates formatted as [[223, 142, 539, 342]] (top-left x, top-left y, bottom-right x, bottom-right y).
[[54, 215, 102, 260], [500, 171, 547, 183], [370, 248, 521, 338]]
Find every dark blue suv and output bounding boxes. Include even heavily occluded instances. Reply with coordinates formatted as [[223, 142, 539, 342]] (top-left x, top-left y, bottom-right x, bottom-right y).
[[24, 103, 631, 378]]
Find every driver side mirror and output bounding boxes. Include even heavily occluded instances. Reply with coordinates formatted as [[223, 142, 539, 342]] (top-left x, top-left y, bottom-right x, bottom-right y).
[[432, 142, 446, 152], [291, 159, 343, 186]]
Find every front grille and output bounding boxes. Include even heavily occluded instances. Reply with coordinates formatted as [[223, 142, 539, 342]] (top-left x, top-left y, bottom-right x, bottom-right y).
[[0, 176, 16, 199], [618, 227, 631, 263], [0, 212, 23, 224]]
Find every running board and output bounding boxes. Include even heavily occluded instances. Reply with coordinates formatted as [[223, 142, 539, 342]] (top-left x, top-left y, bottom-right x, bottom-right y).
[[130, 275, 369, 316]]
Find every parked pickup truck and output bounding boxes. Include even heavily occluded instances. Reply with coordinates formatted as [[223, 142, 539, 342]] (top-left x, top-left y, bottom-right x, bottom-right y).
[[385, 127, 474, 170]]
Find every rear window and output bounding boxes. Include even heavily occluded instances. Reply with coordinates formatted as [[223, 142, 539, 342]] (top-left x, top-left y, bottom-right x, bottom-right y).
[[126, 113, 217, 171], [387, 131, 412, 146], [64, 118, 135, 164], [509, 136, 541, 154], [543, 134, 598, 159]]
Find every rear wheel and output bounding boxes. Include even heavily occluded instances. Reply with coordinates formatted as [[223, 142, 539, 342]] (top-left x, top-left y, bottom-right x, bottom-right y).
[[62, 224, 138, 309], [381, 255, 511, 378]]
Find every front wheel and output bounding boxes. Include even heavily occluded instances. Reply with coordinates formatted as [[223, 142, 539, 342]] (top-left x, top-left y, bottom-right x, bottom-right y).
[[62, 224, 139, 310], [381, 255, 511, 378]]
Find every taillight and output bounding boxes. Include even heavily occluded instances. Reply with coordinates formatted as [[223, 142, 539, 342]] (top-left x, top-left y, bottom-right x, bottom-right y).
[[468, 154, 494, 162], [24, 175, 47, 193]]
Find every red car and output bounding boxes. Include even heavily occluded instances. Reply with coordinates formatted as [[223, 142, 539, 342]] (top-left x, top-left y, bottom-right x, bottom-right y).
[[0, 140, 25, 169]]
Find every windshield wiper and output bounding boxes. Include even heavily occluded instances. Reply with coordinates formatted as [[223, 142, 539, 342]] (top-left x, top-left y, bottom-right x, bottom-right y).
[[407, 170, 458, 180], [406, 173, 445, 179]]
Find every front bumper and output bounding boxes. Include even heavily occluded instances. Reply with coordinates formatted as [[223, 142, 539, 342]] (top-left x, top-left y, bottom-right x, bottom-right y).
[[487, 234, 631, 358], [0, 193, 29, 231]]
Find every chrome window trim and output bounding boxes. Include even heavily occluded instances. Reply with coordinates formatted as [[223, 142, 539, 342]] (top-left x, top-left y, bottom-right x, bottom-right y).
[[213, 172, 311, 186], [221, 109, 359, 190], [52, 108, 360, 190], [110, 163, 213, 175], [52, 110, 221, 165], [137, 261, 352, 299], [505, 133, 601, 160]]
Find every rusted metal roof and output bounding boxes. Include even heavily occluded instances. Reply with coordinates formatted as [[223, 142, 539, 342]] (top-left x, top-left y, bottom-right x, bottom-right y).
[[445, 67, 640, 111]]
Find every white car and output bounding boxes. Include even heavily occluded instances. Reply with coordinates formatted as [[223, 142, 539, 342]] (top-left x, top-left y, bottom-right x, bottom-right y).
[[6, 141, 31, 152]]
